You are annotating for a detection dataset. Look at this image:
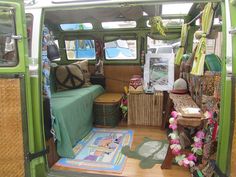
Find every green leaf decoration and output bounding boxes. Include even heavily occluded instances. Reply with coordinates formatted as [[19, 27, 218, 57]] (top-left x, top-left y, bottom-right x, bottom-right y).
[[149, 16, 166, 36]]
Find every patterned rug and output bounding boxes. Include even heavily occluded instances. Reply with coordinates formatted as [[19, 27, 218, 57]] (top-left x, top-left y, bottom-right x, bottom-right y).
[[121, 137, 168, 169], [54, 128, 133, 173]]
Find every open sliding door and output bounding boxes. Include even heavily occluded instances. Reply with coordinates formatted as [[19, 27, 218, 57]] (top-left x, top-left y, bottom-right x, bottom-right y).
[[0, 1, 46, 177]]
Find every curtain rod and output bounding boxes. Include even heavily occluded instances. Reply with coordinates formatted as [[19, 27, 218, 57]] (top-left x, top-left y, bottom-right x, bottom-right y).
[[187, 11, 203, 25]]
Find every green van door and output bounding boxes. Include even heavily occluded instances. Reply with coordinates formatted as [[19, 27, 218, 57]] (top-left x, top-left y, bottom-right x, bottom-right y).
[[0, 0, 46, 177]]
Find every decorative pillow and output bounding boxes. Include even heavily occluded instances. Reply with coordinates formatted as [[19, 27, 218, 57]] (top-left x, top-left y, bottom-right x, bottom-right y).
[[74, 60, 91, 87], [55, 64, 85, 91]]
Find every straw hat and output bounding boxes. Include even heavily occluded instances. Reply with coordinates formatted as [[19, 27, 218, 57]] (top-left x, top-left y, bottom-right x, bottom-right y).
[[171, 78, 188, 94]]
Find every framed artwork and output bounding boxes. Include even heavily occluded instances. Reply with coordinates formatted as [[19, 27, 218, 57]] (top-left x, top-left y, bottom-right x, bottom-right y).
[[144, 53, 174, 91]]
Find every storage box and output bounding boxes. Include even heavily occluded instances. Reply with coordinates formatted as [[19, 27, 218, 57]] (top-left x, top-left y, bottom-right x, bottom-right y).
[[93, 93, 122, 127]]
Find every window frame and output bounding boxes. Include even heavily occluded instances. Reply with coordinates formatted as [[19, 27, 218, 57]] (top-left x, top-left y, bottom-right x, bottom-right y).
[[0, 7, 19, 67]]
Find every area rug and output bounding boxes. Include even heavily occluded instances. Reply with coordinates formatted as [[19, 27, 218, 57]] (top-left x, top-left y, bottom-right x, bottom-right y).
[[54, 128, 133, 173], [121, 137, 168, 169]]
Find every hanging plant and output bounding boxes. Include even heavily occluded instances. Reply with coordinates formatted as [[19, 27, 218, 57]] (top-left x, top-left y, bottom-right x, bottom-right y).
[[149, 16, 166, 36]]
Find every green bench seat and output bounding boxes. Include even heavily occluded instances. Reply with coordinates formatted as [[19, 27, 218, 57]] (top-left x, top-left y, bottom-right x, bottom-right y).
[[51, 85, 104, 158]]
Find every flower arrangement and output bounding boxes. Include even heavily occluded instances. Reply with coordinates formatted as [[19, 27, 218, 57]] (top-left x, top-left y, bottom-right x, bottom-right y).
[[168, 111, 205, 168]]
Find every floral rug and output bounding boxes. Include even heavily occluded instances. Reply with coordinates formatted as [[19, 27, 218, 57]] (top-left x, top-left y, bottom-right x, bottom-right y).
[[121, 137, 168, 169], [54, 128, 133, 173]]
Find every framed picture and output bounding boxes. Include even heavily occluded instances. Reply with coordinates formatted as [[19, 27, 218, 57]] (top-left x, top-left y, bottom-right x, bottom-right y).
[[144, 53, 174, 91]]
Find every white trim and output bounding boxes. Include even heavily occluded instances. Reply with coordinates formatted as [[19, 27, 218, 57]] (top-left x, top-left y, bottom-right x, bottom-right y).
[[26, 9, 42, 61]]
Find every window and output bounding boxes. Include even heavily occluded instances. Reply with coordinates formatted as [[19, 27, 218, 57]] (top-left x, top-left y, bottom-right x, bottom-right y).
[[147, 37, 180, 54], [0, 8, 18, 66], [65, 39, 95, 60], [162, 3, 193, 15], [102, 21, 136, 29], [60, 23, 93, 31], [104, 39, 137, 60]]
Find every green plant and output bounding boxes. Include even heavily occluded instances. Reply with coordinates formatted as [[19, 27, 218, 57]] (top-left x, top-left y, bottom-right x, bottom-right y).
[[149, 16, 166, 36]]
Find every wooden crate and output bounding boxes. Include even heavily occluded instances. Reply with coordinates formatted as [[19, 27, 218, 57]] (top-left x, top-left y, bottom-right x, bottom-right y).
[[128, 92, 163, 126]]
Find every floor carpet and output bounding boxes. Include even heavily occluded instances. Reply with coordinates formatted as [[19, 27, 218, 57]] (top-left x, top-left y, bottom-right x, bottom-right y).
[[121, 137, 168, 169], [54, 128, 133, 173]]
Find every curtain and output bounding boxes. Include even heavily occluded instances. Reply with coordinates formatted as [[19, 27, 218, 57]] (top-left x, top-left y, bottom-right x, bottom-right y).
[[191, 3, 217, 75], [174, 24, 189, 65]]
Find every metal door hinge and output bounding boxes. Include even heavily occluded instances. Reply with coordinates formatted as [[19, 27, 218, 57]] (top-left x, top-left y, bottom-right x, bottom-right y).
[[27, 148, 49, 161]]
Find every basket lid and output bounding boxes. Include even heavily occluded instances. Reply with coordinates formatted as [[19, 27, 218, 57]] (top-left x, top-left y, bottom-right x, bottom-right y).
[[95, 93, 123, 103]]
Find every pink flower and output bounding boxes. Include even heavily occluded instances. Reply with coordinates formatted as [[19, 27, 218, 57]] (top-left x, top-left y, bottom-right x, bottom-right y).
[[169, 124, 177, 130], [171, 139, 180, 144], [183, 159, 190, 168], [204, 111, 213, 119], [172, 148, 181, 155], [122, 99, 128, 105], [171, 111, 178, 118], [194, 141, 203, 148], [196, 131, 205, 139], [187, 154, 197, 162]]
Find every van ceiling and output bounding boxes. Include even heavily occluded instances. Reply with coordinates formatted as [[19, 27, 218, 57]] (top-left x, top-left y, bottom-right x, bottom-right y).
[[44, 5, 164, 25]]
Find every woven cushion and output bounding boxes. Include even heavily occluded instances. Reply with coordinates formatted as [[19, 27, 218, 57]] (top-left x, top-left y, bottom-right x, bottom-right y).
[[74, 60, 91, 87], [55, 64, 85, 91]]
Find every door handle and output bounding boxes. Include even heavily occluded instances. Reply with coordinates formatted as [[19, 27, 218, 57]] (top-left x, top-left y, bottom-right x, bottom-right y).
[[11, 34, 22, 40]]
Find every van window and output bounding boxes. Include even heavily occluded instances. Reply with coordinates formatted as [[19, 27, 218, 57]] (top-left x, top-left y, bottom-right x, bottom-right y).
[[147, 37, 180, 54], [102, 21, 136, 29], [104, 39, 137, 60], [0, 8, 18, 66], [65, 39, 95, 60], [60, 23, 93, 31]]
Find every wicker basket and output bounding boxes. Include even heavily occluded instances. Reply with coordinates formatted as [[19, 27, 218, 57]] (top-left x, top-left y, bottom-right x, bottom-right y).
[[0, 78, 25, 177], [93, 93, 122, 127]]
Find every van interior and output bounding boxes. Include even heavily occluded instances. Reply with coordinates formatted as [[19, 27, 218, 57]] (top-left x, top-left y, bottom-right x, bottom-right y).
[[23, 1, 235, 177]]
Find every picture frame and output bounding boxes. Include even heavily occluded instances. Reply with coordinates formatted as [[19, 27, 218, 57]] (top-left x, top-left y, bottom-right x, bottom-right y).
[[144, 53, 174, 91]]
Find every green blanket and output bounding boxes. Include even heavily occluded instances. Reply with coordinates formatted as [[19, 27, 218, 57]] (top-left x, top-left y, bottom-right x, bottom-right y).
[[51, 85, 104, 158]]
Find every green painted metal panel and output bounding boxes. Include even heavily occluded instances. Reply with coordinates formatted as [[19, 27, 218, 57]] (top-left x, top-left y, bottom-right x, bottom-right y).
[[217, 0, 236, 175], [230, 1, 236, 75]]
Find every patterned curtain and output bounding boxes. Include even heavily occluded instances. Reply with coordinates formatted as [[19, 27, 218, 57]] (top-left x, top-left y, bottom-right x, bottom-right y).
[[174, 24, 189, 65], [191, 3, 218, 75]]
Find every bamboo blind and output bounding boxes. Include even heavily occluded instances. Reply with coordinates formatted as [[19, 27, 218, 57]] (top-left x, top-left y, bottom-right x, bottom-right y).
[[0, 78, 25, 177], [231, 89, 236, 177], [128, 92, 163, 126]]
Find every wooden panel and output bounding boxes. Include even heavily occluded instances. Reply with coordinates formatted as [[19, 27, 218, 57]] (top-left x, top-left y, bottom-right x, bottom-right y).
[[231, 89, 236, 177], [128, 92, 163, 126], [46, 138, 60, 168], [0, 78, 25, 177], [89, 65, 142, 93]]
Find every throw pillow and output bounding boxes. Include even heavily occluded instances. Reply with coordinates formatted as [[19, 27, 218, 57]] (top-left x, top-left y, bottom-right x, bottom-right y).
[[74, 60, 91, 87], [55, 64, 85, 91]]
